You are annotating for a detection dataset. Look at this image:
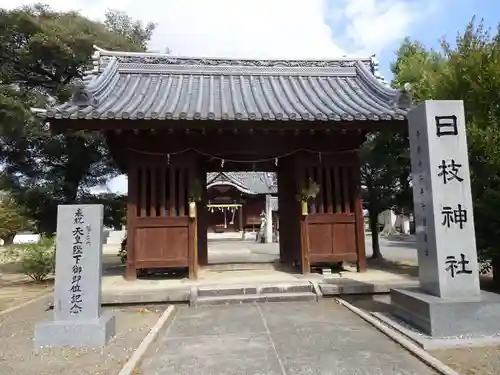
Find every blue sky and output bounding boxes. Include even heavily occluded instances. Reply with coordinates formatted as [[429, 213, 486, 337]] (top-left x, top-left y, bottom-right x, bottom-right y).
[[361, 0, 500, 80], [3, 0, 496, 83]]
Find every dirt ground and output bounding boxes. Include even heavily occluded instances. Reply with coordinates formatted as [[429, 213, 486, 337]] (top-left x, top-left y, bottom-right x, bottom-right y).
[[0, 281, 53, 312], [0, 255, 54, 312], [0, 296, 164, 375], [0, 248, 166, 375], [429, 346, 500, 375], [2, 241, 500, 375]]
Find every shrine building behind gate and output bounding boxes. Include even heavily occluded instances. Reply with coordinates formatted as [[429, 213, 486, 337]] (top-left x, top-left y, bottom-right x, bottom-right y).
[[38, 46, 410, 280], [206, 172, 278, 234]]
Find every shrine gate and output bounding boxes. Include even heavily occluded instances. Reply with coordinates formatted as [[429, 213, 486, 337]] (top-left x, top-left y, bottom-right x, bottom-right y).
[[40, 47, 410, 280]]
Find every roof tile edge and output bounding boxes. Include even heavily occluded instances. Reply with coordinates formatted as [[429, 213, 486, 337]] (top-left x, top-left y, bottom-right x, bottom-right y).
[[92, 45, 375, 68]]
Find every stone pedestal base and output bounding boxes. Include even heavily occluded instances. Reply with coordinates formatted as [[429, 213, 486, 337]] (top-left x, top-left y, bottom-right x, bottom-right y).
[[34, 312, 116, 348], [391, 288, 500, 337]]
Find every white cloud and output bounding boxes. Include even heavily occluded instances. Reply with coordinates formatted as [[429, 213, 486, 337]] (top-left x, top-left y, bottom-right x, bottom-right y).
[[2, 0, 434, 59], [1, 0, 437, 193], [107, 175, 128, 195], [325, 0, 439, 55]]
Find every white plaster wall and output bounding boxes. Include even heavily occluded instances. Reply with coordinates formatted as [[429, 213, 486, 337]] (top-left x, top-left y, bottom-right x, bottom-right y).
[[0, 233, 41, 245]]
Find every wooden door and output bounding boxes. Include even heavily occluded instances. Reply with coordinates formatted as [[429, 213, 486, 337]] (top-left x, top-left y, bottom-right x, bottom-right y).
[[126, 156, 198, 279], [296, 153, 366, 272]]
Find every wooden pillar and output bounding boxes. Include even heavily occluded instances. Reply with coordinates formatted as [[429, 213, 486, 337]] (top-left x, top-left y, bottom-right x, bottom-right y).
[[300, 216, 310, 274], [125, 162, 137, 281], [188, 217, 198, 279], [296, 155, 310, 274], [353, 153, 367, 272], [277, 165, 287, 263], [291, 156, 302, 266], [197, 165, 208, 266], [188, 166, 198, 279]]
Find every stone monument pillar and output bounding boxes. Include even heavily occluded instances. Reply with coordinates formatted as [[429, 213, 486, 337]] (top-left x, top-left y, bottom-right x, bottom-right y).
[[390, 100, 500, 337], [35, 204, 116, 347]]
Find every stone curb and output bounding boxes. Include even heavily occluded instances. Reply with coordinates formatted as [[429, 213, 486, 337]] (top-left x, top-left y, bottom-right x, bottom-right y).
[[117, 305, 175, 375], [309, 281, 323, 298], [335, 298, 462, 375], [0, 291, 53, 317], [319, 281, 419, 296]]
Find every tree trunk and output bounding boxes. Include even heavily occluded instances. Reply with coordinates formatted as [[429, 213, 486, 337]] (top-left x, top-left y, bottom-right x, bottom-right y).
[[369, 210, 382, 259], [492, 257, 500, 285], [2, 233, 16, 246]]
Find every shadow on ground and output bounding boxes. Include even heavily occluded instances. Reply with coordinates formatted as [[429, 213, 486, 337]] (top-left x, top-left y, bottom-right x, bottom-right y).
[[340, 294, 393, 313], [481, 276, 500, 294], [0, 277, 54, 288], [383, 241, 418, 249], [0, 260, 23, 276], [367, 257, 418, 278]]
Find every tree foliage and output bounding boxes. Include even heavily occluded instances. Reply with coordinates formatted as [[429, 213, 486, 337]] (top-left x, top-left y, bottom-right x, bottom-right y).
[[0, 195, 32, 245], [104, 9, 156, 51], [80, 192, 127, 229], [0, 4, 155, 233], [360, 130, 409, 257], [390, 18, 500, 281], [1, 236, 55, 282]]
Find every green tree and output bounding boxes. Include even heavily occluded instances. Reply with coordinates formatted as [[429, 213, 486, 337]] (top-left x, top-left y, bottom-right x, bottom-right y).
[[361, 130, 408, 258], [0, 196, 32, 245], [391, 18, 500, 282], [362, 38, 447, 258], [80, 192, 127, 229], [391, 37, 446, 102], [0, 5, 155, 233], [104, 9, 156, 51]]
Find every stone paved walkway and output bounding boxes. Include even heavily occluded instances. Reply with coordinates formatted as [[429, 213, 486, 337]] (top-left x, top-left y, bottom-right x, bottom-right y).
[[140, 301, 436, 375]]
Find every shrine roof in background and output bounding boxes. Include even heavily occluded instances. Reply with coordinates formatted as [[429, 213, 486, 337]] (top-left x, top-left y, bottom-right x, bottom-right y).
[[207, 172, 277, 195], [37, 46, 411, 123]]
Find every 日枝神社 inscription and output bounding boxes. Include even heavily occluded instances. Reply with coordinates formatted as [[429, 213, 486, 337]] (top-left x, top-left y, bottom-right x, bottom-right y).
[[391, 101, 500, 340], [407, 100, 480, 299], [437, 159, 463, 184], [35, 204, 115, 347]]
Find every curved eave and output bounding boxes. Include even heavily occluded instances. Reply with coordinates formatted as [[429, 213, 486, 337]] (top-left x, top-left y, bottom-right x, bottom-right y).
[[207, 172, 260, 195], [207, 181, 258, 195], [39, 57, 409, 123]]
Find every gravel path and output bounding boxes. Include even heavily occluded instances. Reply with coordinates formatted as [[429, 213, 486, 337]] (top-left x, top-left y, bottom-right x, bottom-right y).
[[430, 346, 500, 375], [0, 295, 163, 375]]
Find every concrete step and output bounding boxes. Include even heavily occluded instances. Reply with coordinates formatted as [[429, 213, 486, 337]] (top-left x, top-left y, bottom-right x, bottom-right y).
[[193, 282, 317, 306], [197, 282, 313, 298], [195, 292, 318, 306], [198, 286, 258, 297], [259, 283, 313, 294], [203, 263, 277, 271]]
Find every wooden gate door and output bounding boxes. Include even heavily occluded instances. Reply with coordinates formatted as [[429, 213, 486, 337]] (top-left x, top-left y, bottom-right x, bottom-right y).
[[126, 156, 198, 280], [297, 153, 366, 273]]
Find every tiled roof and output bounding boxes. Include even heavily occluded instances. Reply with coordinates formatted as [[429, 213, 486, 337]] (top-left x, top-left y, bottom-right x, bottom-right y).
[[207, 172, 277, 195], [39, 47, 411, 122]]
